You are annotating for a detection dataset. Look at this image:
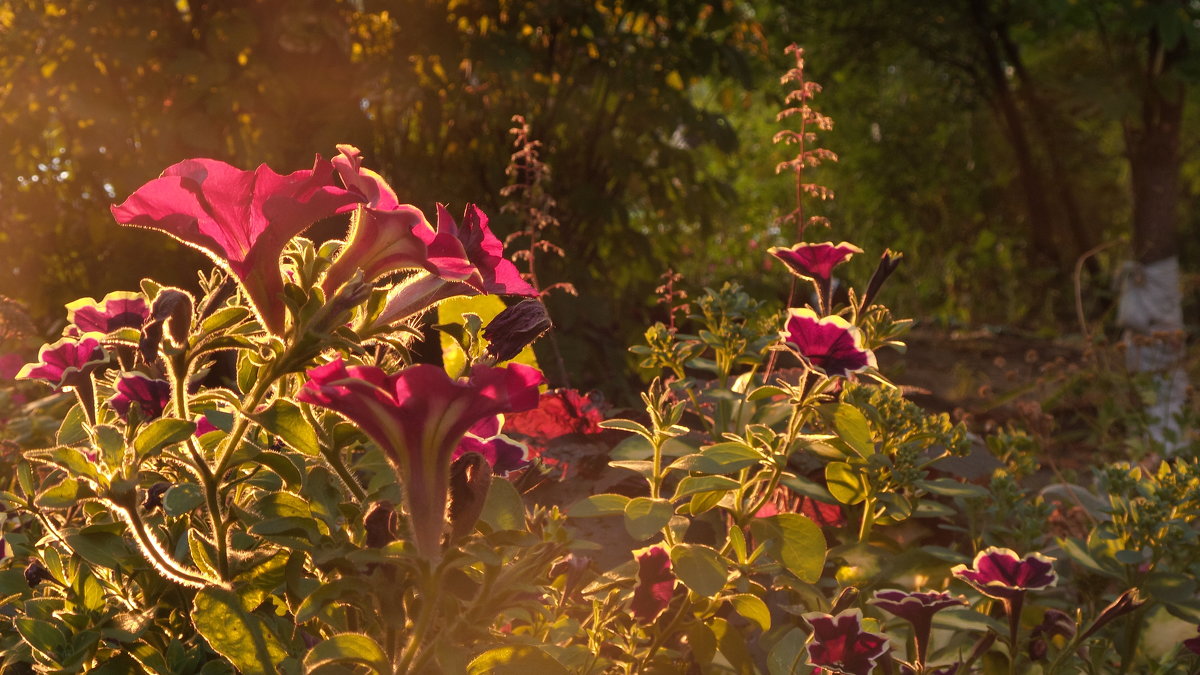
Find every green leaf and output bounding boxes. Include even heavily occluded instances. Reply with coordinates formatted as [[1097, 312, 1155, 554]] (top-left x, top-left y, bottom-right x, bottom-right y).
[[833, 404, 874, 457], [710, 617, 756, 675], [767, 627, 806, 675], [915, 477, 989, 499], [565, 493, 630, 518], [686, 490, 725, 515], [303, 634, 390, 674], [480, 477, 525, 532], [252, 400, 318, 456], [94, 425, 125, 465], [295, 578, 370, 624], [199, 306, 250, 335], [254, 450, 303, 488], [24, 446, 102, 484], [134, 418, 196, 461], [670, 544, 727, 597], [825, 462, 868, 505], [36, 476, 89, 509], [467, 646, 569, 675], [668, 443, 761, 475], [750, 513, 826, 583], [14, 617, 66, 659], [191, 587, 287, 675], [624, 497, 674, 541], [729, 593, 771, 631], [599, 418, 652, 439], [57, 404, 88, 446], [609, 460, 654, 479], [163, 483, 205, 516], [672, 475, 739, 501]]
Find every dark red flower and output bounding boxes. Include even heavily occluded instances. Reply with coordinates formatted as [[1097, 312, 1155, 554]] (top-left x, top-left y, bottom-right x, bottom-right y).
[[951, 547, 1057, 601], [803, 609, 890, 675], [1183, 626, 1200, 655], [631, 545, 676, 623], [782, 308, 875, 378], [110, 373, 172, 422], [872, 590, 965, 668]]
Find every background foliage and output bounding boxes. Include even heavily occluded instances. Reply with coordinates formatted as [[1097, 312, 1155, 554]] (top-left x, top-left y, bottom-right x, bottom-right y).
[[2, 0, 1198, 396]]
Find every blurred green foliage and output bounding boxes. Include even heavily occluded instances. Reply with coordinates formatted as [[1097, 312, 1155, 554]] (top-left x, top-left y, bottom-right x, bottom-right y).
[[2, 0, 1198, 396]]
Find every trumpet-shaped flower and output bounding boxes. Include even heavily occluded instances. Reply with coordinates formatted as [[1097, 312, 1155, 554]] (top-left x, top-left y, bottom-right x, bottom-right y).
[[453, 433, 530, 475], [110, 373, 172, 422], [770, 241, 863, 282], [18, 335, 108, 391], [332, 144, 401, 210], [803, 609, 890, 675], [951, 547, 1057, 601], [297, 358, 543, 558], [782, 308, 875, 378], [65, 291, 148, 337], [631, 545, 676, 623], [872, 590, 966, 668], [110, 156, 363, 334]]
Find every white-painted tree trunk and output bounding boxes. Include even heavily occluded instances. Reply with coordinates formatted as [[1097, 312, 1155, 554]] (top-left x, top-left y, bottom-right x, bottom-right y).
[[1116, 256, 1189, 454]]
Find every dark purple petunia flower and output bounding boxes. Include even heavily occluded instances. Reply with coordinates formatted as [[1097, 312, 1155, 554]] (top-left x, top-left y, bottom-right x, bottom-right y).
[[769, 241, 863, 282], [17, 335, 108, 391], [631, 545, 676, 623], [872, 590, 966, 668], [110, 373, 172, 422], [297, 358, 543, 559], [65, 291, 149, 337], [951, 547, 1057, 601], [111, 155, 363, 335], [782, 308, 876, 378], [803, 608, 890, 675], [1184, 626, 1200, 655], [453, 433, 530, 476]]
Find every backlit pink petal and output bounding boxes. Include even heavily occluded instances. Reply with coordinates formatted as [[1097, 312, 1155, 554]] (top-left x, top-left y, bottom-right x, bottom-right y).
[[297, 358, 543, 559], [452, 433, 530, 475], [111, 156, 363, 334], [332, 144, 401, 211], [65, 291, 148, 336], [769, 241, 863, 282], [322, 205, 439, 294], [435, 204, 537, 296], [782, 308, 876, 378], [17, 335, 108, 391]]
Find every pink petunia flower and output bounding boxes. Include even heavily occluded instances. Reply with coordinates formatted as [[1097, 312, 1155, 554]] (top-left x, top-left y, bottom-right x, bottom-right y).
[[18, 335, 108, 392], [110, 155, 363, 334], [770, 241, 863, 282], [297, 358, 543, 559], [781, 308, 876, 378], [64, 291, 149, 337], [871, 590, 966, 668], [109, 373, 172, 422], [951, 547, 1057, 601]]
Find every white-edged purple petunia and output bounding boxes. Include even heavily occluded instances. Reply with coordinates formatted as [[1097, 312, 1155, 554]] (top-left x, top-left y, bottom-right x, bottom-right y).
[[781, 308, 875, 378]]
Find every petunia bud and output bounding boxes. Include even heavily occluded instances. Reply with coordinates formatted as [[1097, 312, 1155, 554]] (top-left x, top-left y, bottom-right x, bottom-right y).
[[140, 287, 194, 361], [1078, 588, 1144, 641], [447, 452, 493, 541], [483, 299, 552, 363], [24, 560, 55, 588], [363, 501, 399, 549], [862, 249, 903, 308]]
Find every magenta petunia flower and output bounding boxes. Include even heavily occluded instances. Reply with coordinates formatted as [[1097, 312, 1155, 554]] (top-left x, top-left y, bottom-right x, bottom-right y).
[[1184, 626, 1200, 655], [951, 547, 1057, 601], [369, 204, 536, 327], [331, 144, 402, 211], [453, 433, 530, 475], [803, 608, 890, 675], [782, 308, 876, 378], [64, 291, 149, 337], [872, 590, 966, 668], [770, 241, 863, 282], [631, 545, 676, 623], [18, 335, 108, 391], [110, 373, 172, 422], [297, 358, 543, 559], [110, 155, 364, 334]]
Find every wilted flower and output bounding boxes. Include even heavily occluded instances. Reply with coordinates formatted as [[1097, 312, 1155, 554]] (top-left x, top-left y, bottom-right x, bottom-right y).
[[363, 501, 399, 549], [483, 299, 552, 362], [24, 560, 55, 588], [453, 434, 529, 475], [1028, 608, 1075, 661], [64, 291, 149, 337], [110, 373, 172, 422], [951, 547, 1057, 601], [631, 545, 676, 623], [111, 156, 363, 334], [872, 590, 966, 668], [781, 308, 875, 378], [297, 358, 542, 559], [447, 451, 493, 540], [142, 482, 171, 511], [803, 608, 890, 675]]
